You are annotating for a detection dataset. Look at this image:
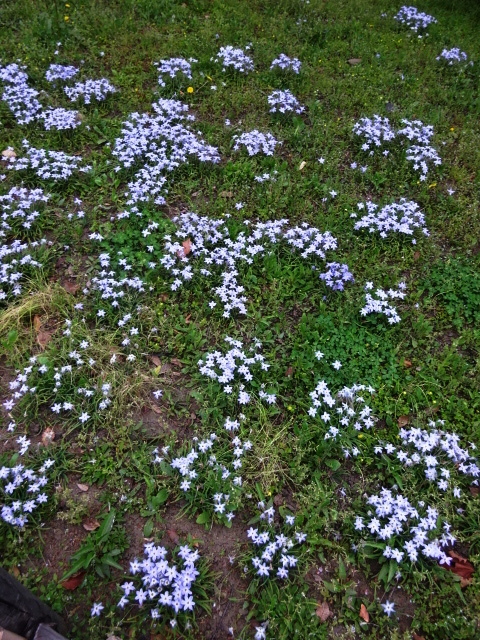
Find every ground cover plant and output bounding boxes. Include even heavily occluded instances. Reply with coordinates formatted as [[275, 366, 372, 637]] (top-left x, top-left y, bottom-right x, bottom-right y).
[[0, 0, 479, 639]]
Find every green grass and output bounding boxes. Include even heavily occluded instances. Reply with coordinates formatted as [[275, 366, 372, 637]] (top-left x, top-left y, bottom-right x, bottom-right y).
[[0, 0, 479, 639]]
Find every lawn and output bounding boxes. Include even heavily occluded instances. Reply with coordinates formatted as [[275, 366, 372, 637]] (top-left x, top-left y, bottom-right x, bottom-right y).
[[0, 0, 479, 638]]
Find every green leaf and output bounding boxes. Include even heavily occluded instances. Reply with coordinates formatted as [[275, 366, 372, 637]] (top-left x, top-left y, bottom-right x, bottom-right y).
[[196, 511, 210, 525], [143, 519, 154, 537], [97, 510, 116, 540], [150, 487, 169, 508], [325, 459, 341, 471], [103, 556, 123, 570], [387, 560, 397, 584]]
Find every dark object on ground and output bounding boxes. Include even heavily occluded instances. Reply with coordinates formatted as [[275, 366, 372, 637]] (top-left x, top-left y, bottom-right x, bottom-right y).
[[0, 569, 67, 640]]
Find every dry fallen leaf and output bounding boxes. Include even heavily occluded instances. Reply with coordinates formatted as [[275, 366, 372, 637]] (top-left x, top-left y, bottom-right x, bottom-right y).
[[315, 601, 332, 621], [2, 148, 16, 159], [412, 633, 426, 640], [413, 251, 421, 261], [440, 550, 474, 587], [359, 603, 370, 622], [470, 486, 479, 497], [33, 314, 42, 332], [185, 314, 192, 323], [41, 427, 55, 446], [149, 355, 161, 367], [167, 529, 180, 544], [63, 280, 80, 295], [61, 571, 85, 590], [176, 238, 192, 258], [150, 405, 162, 414], [348, 58, 362, 65], [83, 517, 101, 531], [285, 366, 294, 377], [403, 359, 412, 368], [220, 190, 233, 198], [37, 330, 52, 350], [76, 483, 89, 492], [298, 160, 306, 171], [397, 415, 410, 428]]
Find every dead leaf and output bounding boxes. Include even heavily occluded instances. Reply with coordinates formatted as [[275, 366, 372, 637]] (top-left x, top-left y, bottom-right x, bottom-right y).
[[41, 427, 55, 446], [315, 601, 332, 621], [403, 359, 412, 368], [76, 483, 89, 492], [220, 190, 233, 198], [83, 517, 100, 531], [412, 633, 426, 640], [359, 603, 370, 622], [285, 366, 294, 377], [61, 571, 85, 590], [185, 314, 192, 323], [167, 529, 180, 544], [298, 160, 306, 171], [413, 251, 420, 261], [63, 280, 80, 295], [150, 405, 162, 414], [170, 358, 182, 367], [470, 486, 479, 497], [348, 58, 362, 65], [440, 550, 474, 587], [37, 330, 52, 350], [177, 238, 192, 258], [397, 415, 410, 428], [2, 148, 16, 159], [33, 314, 42, 332], [149, 355, 161, 367]]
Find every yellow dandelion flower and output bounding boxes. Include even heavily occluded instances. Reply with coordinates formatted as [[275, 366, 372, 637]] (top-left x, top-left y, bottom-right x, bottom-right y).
[[187, 86, 194, 94]]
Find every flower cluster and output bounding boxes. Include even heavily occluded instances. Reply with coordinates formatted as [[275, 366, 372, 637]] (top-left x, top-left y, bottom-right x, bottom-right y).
[[112, 99, 220, 205], [0, 238, 48, 301], [354, 488, 454, 565], [0, 187, 51, 301], [0, 63, 42, 124], [156, 429, 252, 524], [394, 6, 437, 31], [270, 54, 301, 73], [45, 64, 79, 82], [247, 505, 307, 579], [352, 199, 429, 242], [198, 336, 275, 405], [353, 115, 396, 150], [376, 420, 479, 493], [404, 144, 442, 179], [267, 89, 304, 114], [1, 333, 119, 427], [6, 140, 92, 180], [360, 281, 406, 324], [214, 46, 254, 72], [1, 459, 55, 527], [436, 48, 469, 65], [157, 213, 337, 317], [38, 107, 81, 131], [353, 115, 441, 180], [118, 543, 200, 622], [64, 78, 117, 104], [0, 186, 50, 237], [319, 262, 354, 291], [308, 381, 375, 440], [154, 58, 196, 86], [232, 130, 280, 156]]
